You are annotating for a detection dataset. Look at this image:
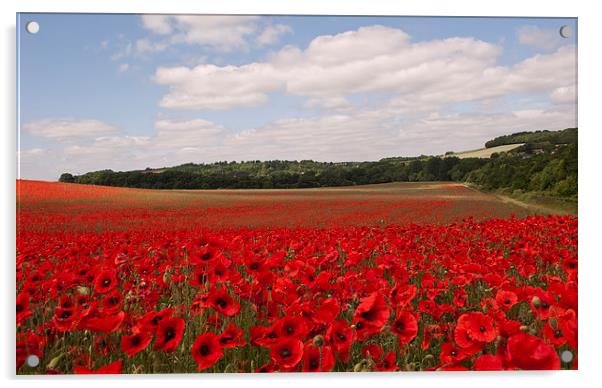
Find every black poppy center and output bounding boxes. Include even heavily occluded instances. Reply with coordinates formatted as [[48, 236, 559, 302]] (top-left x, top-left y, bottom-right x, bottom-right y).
[[131, 336, 141, 346], [356, 321, 364, 330], [102, 279, 111, 287], [216, 298, 227, 308], [286, 326, 294, 334], [309, 359, 319, 369], [337, 332, 347, 341], [16, 304, 23, 312], [280, 349, 291, 358], [200, 345, 210, 356], [554, 330, 562, 338], [61, 310, 72, 319], [250, 263, 259, 270], [165, 327, 177, 341], [201, 253, 211, 261], [479, 326, 486, 333]]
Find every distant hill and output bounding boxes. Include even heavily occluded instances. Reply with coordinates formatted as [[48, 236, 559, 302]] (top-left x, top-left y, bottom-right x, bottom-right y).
[[444, 143, 525, 159], [485, 127, 577, 148], [59, 127, 577, 199]]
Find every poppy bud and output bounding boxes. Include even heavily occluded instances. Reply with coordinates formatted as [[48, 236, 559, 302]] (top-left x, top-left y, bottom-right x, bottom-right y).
[[312, 335, 324, 347], [519, 325, 529, 332], [76, 286, 90, 295], [353, 359, 373, 372], [531, 296, 542, 307], [46, 354, 64, 369], [549, 317, 558, 329], [422, 354, 435, 364]]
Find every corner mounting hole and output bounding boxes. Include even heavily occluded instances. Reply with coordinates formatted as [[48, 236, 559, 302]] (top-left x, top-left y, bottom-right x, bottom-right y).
[[26, 21, 39, 34]]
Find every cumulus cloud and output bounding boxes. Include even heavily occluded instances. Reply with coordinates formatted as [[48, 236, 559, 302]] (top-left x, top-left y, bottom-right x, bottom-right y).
[[153, 25, 575, 111], [23, 119, 120, 141], [256, 24, 292, 46], [517, 25, 564, 51], [141, 15, 260, 51]]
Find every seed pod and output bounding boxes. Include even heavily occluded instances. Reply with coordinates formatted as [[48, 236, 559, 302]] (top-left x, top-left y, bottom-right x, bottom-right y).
[[312, 335, 324, 347], [46, 354, 64, 369], [531, 296, 542, 307]]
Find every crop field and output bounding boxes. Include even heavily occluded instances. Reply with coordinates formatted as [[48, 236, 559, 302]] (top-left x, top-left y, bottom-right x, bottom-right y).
[[16, 180, 577, 373]]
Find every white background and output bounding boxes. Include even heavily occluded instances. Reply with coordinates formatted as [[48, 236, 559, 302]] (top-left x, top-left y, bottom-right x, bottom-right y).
[[1, 1, 600, 387]]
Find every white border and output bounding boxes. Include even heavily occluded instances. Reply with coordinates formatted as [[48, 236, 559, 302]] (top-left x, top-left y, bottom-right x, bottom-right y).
[[2, 1, 601, 388]]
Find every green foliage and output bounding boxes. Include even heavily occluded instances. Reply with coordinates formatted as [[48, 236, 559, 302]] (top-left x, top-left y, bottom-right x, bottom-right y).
[[485, 127, 577, 148], [62, 128, 577, 199]]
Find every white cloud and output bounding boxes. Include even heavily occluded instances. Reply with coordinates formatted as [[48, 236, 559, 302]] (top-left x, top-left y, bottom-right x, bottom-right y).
[[118, 63, 130, 73], [551, 84, 577, 104], [152, 25, 576, 112], [141, 15, 260, 51], [517, 25, 564, 51], [256, 24, 292, 46], [23, 119, 120, 141]]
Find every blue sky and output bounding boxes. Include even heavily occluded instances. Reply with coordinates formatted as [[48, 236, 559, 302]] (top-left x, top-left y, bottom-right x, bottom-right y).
[[17, 14, 577, 180]]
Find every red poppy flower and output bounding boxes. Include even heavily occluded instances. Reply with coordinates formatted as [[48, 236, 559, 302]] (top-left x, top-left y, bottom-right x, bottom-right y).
[[16, 292, 32, 325], [457, 312, 497, 344], [302, 343, 335, 372], [219, 322, 246, 348], [192, 332, 224, 371], [326, 319, 354, 362], [275, 315, 310, 340], [376, 352, 399, 371], [73, 360, 122, 374], [101, 289, 122, 314], [207, 288, 241, 317], [506, 333, 560, 370], [392, 311, 418, 345], [121, 332, 152, 358], [361, 343, 384, 361], [353, 293, 390, 340], [313, 298, 340, 325], [78, 310, 125, 333], [474, 354, 504, 371], [154, 317, 185, 353], [270, 338, 304, 370], [94, 269, 118, 294], [495, 290, 518, 310], [440, 342, 469, 365], [16, 332, 44, 369]]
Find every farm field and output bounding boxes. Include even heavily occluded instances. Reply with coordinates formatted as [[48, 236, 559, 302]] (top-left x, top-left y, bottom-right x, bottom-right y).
[[16, 180, 577, 373]]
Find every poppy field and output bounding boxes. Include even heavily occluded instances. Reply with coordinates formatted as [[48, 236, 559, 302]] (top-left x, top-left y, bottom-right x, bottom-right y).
[[16, 180, 577, 374]]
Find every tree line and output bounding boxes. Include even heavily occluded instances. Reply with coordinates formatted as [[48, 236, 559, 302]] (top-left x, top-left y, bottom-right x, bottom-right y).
[[59, 128, 577, 199]]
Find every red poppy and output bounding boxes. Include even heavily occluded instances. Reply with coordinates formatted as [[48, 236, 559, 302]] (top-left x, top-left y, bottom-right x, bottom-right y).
[[361, 343, 384, 361], [219, 322, 246, 348], [392, 311, 418, 345], [474, 354, 504, 371], [94, 269, 118, 294], [73, 360, 123, 374], [78, 310, 125, 333], [353, 293, 390, 340], [16, 292, 32, 325], [376, 352, 399, 371], [326, 319, 354, 362], [270, 338, 304, 370], [506, 333, 560, 370], [207, 287, 241, 317], [495, 290, 518, 310], [313, 298, 340, 325], [456, 312, 497, 344], [101, 289, 122, 314], [192, 332, 224, 371], [302, 343, 335, 372], [154, 317, 185, 353], [275, 315, 310, 340], [121, 332, 152, 358]]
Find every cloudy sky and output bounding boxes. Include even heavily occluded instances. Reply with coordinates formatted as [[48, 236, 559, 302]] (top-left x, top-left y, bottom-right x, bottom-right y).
[[18, 14, 577, 181]]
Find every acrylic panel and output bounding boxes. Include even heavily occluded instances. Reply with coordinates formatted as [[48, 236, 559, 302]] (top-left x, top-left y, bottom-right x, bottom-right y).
[[16, 13, 578, 374]]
